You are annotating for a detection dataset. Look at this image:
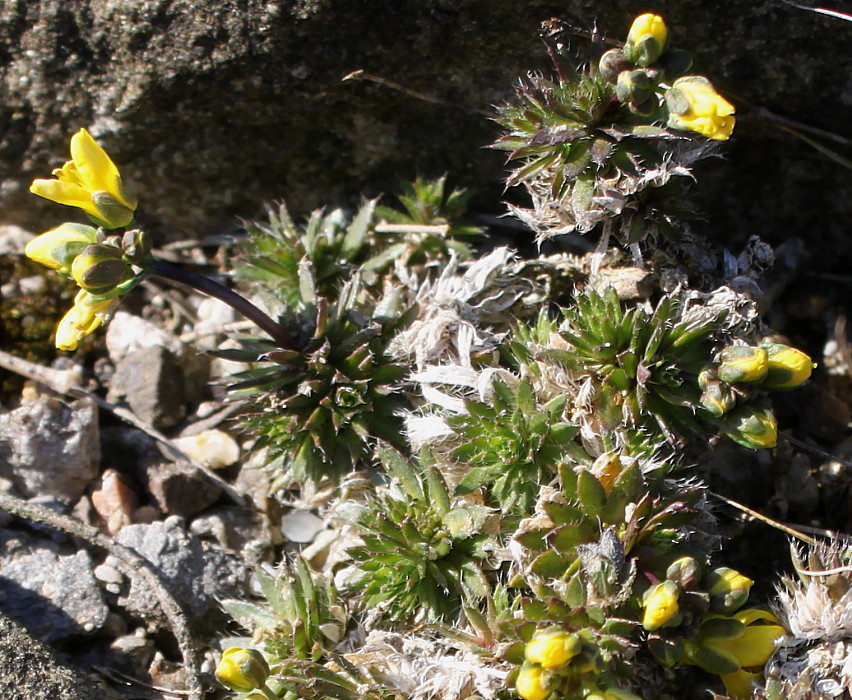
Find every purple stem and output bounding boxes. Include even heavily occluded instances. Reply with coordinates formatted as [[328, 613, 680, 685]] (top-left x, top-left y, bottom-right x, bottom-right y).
[[147, 258, 298, 351]]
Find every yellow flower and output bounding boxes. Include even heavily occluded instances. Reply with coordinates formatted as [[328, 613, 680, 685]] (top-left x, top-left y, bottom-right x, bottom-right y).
[[625, 13, 668, 66], [717, 346, 769, 384], [525, 628, 582, 668], [642, 580, 681, 631], [666, 76, 735, 141], [704, 609, 785, 699], [515, 662, 555, 700], [30, 128, 137, 229], [762, 343, 815, 390], [55, 290, 119, 351], [24, 223, 98, 274], [214, 647, 270, 693]]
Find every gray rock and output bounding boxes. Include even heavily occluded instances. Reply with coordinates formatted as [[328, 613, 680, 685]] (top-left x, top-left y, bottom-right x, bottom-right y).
[[0, 530, 109, 644], [0, 2, 849, 275], [114, 519, 248, 634], [0, 610, 115, 700], [190, 505, 273, 564], [0, 396, 99, 504], [104, 311, 184, 365], [106, 345, 186, 429]]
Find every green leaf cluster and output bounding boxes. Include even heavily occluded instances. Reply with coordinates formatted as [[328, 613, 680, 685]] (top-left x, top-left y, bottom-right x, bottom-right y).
[[536, 288, 720, 444], [344, 446, 497, 622], [449, 377, 589, 516]]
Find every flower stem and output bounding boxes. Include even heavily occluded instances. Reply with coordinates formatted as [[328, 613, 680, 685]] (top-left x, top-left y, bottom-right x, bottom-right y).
[[147, 258, 298, 351]]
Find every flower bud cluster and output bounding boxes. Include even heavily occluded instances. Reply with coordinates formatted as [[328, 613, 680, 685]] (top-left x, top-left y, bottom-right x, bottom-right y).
[[600, 14, 735, 140], [25, 129, 149, 351], [697, 342, 814, 449], [25, 223, 151, 350], [517, 627, 638, 700]]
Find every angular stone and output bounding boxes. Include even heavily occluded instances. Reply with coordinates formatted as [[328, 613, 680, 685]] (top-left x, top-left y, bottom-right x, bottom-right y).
[[90, 469, 137, 535], [145, 460, 222, 517], [0, 530, 109, 643], [114, 519, 248, 634], [0, 2, 848, 279], [107, 346, 185, 429], [172, 429, 240, 470], [0, 396, 99, 504]]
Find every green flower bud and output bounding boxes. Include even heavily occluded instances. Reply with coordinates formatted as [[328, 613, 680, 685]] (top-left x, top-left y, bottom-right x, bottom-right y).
[[616, 69, 653, 106], [121, 228, 152, 264], [761, 343, 815, 390], [666, 556, 704, 590], [525, 627, 582, 668], [598, 48, 632, 83], [215, 647, 270, 693], [624, 13, 668, 66], [656, 48, 694, 80], [92, 190, 135, 229], [722, 403, 777, 450], [642, 580, 681, 631], [717, 345, 769, 384], [71, 243, 130, 294], [707, 567, 753, 613], [700, 381, 737, 417]]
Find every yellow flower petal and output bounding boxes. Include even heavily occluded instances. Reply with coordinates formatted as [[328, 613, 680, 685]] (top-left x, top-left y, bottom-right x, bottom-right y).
[[30, 179, 102, 220], [720, 668, 761, 699], [55, 301, 101, 351], [54, 290, 120, 351], [24, 223, 98, 273], [70, 128, 137, 210]]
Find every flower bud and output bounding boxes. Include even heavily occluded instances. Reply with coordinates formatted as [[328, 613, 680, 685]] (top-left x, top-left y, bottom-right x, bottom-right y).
[[656, 48, 694, 80], [717, 345, 768, 384], [598, 48, 632, 83], [616, 69, 653, 106], [722, 404, 778, 450], [666, 555, 704, 590], [121, 228, 152, 264], [642, 580, 681, 631], [91, 190, 135, 229], [71, 243, 130, 294], [515, 661, 556, 700], [24, 223, 99, 274], [624, 13, 668, 66], [525, 627, 582, 668], [215, 647, 270, 693], [700, 381, 737, 417], [707, 567, 753, 613], [761, 343, 815, 390]]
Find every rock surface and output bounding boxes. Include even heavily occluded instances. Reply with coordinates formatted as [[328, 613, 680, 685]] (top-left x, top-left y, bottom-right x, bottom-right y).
[[0, 395, 99, 504], [1, 1, 849, 271], [113, 518, 248, 634], [0, 529, 109, 643], [0, 611, 114, 700]]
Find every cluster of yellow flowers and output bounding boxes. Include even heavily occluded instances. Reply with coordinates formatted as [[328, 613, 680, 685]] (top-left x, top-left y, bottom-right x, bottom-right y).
[[25, 128, 140, 350], [697, 342, 815, 449], [516, 628, 641, 700], [607, 13, 736, 141], [641, 566, 786, 699]]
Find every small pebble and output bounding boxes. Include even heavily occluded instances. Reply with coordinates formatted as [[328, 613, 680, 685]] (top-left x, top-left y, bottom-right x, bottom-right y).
[[172, 429, 240, 470]]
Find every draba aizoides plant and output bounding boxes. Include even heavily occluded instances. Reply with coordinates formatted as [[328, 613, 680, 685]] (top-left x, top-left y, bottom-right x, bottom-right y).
[[22, 10, 829, 700]]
